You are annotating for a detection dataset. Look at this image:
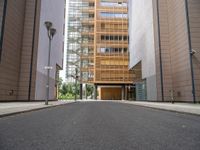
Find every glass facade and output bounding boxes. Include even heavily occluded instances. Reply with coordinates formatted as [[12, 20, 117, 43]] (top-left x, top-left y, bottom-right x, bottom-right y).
[[66, 0, 134, 84], [100, 12, 127, 18]]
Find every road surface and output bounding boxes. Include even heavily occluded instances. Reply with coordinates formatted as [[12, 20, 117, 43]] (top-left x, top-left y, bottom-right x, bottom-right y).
[[0, 101, 200, 150]]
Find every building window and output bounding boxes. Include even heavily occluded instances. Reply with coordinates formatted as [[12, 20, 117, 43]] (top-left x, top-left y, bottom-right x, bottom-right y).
[[124, 48, 128, 53], [101, 35, 105, 40], [100, 2, 127, 7], [101, 23, 105, 29], [114, 36, 118, 40], [101, 35, 128, 41], [110, 36, 113, 40], [100, 12, 127, 19], [0, 0, 7, 61], [89, 14, 94, 18], [123, 36, 128, 41], [99, 47, 128, 54], [89, 2, 95, 7]]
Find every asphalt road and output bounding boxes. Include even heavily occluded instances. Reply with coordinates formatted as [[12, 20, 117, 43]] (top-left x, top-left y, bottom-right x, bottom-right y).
[[0, 102, 200, 150]]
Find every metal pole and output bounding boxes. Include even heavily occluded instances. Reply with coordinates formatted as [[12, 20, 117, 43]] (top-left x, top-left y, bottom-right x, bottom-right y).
[[85, 84, 87, 100], [75, 68, 78, 101], [185, 0, 196, 103], [80, 83, 83, 100], [46, 37, 51, 105]]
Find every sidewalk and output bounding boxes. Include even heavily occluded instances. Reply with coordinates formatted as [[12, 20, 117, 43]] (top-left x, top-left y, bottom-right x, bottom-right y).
[[1, 100, 199, 117], [0, 100, 75, 118], [122, 101, 200, 116], [79, 99, 200, 115]]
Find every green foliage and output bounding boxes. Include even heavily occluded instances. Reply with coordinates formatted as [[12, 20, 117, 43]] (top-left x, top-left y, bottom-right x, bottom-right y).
[[60, 83, 68, 95], [58, 77, 63, 89], [59, 93, 79, 100], [86, 85, 93, 97], [58, 78, 94, 100], [58, 80, 80, 100]]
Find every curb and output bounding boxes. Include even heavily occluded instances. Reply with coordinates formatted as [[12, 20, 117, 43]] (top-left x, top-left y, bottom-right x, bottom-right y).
[[0, 101, 76, 118]]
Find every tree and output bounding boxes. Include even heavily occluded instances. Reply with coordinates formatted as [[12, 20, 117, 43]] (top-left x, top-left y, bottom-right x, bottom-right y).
[[86, 85, 93, 97], [67, 83, 73, 94], [59, 81, 81, 99], [58, 77, 63, 91], [61, 83, 68, 95]]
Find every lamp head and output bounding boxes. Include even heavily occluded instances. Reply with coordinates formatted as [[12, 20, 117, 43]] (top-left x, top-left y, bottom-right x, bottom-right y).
[[44, 21, 52, 30], [50, 28, 56, 38]]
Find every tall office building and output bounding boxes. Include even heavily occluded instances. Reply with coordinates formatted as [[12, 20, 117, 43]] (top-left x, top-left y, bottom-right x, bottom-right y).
[[0, 0, 65, 101], [129, 0, 200, 102], [66, 0, 137, 100]]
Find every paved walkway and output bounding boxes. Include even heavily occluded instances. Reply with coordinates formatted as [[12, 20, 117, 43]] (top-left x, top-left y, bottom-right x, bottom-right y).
[[79, 100, 200, 115], [121, 101, 200, 115], [0, 100, 75, 117], [0, 100, 200, 117]]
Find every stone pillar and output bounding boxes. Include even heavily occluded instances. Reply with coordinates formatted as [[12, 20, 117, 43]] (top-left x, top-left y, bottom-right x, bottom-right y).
[[80, 83, 83, 100], [122, 85, 125, 100], [94, 84, 97, 100], [85, 84, 87, 100]]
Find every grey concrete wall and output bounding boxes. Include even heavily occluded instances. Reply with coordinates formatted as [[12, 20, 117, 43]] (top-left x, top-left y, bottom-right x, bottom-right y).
[[128, 0, 156, 79], [0, 0, 26, 100], [153, 0, 174, 101], [128, 0, 158, 100], [167, 0, 193, 101], [0, 0, 64, 101], [146, 75, 157, 100], [129, 0, 197, 101], [35, 0, 65, 100], [17, 0, 40, 100], [0, 0, 4, 39]]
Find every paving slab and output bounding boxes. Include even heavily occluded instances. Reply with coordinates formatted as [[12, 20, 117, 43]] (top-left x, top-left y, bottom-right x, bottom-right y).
[[121, 101, 200, 115], [1, 99, 199, 117], [78, 99, 200, 115]]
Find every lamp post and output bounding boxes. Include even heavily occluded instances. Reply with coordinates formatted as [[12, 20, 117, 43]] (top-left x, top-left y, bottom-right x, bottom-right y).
[[71, 68, 79, 101], [75, 68, 78, 101], [44, 21, 56, 105]]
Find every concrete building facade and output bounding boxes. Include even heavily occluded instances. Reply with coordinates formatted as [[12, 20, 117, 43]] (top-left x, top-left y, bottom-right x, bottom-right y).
[[0, 0, 65, 101], [129, 0, 200, 102]]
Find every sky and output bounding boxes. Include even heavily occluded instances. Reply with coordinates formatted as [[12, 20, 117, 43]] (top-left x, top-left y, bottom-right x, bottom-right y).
[[59, 0, 69, 82]]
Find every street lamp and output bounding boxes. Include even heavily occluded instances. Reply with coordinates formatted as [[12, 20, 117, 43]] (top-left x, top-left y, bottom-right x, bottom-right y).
[[44, 21, 56, 105], [75, 68, 78, 101]]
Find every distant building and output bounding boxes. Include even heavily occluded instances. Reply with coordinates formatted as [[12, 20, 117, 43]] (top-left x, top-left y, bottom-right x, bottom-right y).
[[66, 0, 138, 100], [128, 0, 200, 102], [0, 0, 65, 101]]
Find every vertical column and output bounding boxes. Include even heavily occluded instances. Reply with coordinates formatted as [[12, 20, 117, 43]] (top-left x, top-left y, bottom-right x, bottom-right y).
[[121, 85, 125, 100], [80, 83, 83, 100], [94, 84, 97, 100], [85, 84, 87, 100], [94, 0, 97, 82], [75, 68, 78, 101]]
